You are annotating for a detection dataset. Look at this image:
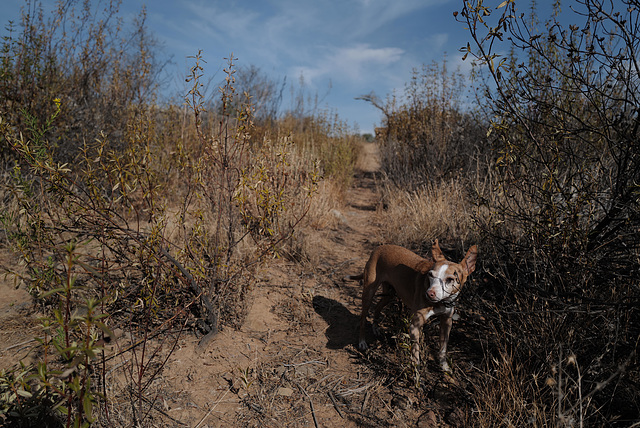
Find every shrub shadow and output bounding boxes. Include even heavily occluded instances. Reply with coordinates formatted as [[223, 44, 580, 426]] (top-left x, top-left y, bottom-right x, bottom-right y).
[[312, 295, 359, 349]]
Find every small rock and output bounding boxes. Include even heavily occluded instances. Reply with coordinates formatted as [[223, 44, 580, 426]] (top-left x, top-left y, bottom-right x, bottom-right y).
[[416, 410, 438, 427], [445, 407, 466, 427], [391, 393, 412, 409], [277, 387, 294, 397]]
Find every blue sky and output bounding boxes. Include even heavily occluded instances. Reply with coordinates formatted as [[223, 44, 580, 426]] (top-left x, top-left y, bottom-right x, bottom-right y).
[[2, 0, 547, 134]]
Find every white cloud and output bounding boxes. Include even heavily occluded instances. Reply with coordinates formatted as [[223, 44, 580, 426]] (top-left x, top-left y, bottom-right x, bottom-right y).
[[291, 44, 405, 86], [182, 2, 260, 45], [428, 33, 450, 53]]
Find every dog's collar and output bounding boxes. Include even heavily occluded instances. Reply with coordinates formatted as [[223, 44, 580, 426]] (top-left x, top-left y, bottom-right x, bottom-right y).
[[429, 297, 457, 308], [440, 299, 457, 308]]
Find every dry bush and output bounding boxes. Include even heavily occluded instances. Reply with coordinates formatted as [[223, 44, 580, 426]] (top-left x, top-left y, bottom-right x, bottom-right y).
[[280, 178, 346, 265], [358, 57, 487, 256], [359, 58, 487, 190], [0, 100, 188, 426], [0, 40, 323, 428], [466, 261, 638, 427], [0, 0, 162, 166], [456, 0, 640, 425], [263, 111, 359, 193], [379, 179, 476, 251], [471, 346, 549, 427], [243, 69, 359, 194]]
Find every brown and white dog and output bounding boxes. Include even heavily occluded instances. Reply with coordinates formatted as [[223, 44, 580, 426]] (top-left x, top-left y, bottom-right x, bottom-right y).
[[345, 240, 477, 371]]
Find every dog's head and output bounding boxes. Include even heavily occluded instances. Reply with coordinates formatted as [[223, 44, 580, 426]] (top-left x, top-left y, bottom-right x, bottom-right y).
[[425, 239, 477, 304]]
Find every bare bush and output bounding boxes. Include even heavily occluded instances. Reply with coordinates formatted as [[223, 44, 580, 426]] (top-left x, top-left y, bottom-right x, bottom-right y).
[[359, 58, 487, 189], [380, 179, 475, 251], [183, 53, 319, 326], [0, 0, 163, 165], [458, 0, 640, 424]]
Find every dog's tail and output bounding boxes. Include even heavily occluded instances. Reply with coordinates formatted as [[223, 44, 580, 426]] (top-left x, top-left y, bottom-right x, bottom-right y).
[[343, 273, 363, 282]]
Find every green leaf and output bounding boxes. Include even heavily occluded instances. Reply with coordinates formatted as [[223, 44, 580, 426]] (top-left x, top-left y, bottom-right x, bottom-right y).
[[83, 393, 93, 420], [41, 287, 65, 298], [95, 321, 114, 339], [16, 388, 32, 398]]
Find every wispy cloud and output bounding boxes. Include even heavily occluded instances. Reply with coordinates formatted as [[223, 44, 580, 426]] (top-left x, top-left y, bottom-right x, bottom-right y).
[[182, 2, 260, 46], [427, 33, 450, 53], [130, 0, 463, 131], [350, 0, 440, 38], [292, 44, 405, 86], [1, 0, 469, 132]]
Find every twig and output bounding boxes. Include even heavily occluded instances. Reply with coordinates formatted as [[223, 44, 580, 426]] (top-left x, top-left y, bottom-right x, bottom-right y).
[[361, 389, 370, 413], [138, 394, 188, 426], [336, 382, 374, 397], [2, 338, 36, 352], [306, 374, 333, 391], [297, 383, 319, 428], [283, 360, 327, 368], [567, 351, 635, 416], [328, 390, 344, 418], [324, 375, 345, 391], [161, 247, 219, 346], [193, 388, 230, 428]]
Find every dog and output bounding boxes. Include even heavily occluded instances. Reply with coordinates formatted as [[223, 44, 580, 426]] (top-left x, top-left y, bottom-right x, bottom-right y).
[[345, 240, 477, 372]]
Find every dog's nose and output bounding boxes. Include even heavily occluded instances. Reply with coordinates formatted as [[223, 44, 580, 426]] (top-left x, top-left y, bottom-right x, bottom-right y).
[[427, 288, 437, 300]]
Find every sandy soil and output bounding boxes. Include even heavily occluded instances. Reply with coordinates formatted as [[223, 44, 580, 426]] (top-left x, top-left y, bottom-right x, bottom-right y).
[[0, 141, 483, 427]]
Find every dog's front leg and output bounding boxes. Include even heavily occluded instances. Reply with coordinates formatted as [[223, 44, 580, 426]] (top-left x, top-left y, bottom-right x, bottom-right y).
[[409, 310, 431, 365], [437, 312, 454, 372]]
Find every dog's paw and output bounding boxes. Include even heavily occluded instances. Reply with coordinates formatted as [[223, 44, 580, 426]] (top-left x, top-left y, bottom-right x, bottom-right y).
[[371, 324, 382, 337], [358, 339, 368, 351], [440, 359, 452, 374]]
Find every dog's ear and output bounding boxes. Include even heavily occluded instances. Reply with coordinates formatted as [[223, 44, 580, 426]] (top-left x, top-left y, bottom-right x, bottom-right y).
[[431, 239, 445, 262], [461, 245, 478, 275]]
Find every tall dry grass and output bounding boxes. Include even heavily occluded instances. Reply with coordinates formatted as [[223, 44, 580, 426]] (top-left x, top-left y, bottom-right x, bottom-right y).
[[379, 179, 476, 252]]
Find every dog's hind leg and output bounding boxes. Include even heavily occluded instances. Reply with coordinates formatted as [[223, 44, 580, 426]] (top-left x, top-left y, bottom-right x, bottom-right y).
[[371, 283, 395, 337]]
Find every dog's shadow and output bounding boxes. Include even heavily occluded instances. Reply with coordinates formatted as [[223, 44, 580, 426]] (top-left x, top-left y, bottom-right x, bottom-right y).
[[312, 295, 359, 349]]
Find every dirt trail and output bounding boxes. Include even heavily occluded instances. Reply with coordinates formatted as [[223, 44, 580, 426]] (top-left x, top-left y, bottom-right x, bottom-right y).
[[160, 141, 393, 427], [0, 141, 476, 427], [165, 141, 475, 427], [0, 250, 39, 370]]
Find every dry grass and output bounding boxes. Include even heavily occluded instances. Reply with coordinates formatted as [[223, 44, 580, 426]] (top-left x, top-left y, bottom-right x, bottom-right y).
[[470, 348, 549, 427], [2, 1, 639, 426], [379, 178, 476, 251]]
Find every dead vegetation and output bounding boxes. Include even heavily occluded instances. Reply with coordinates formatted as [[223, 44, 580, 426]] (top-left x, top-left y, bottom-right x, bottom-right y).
[[0, 0, 639, 427]]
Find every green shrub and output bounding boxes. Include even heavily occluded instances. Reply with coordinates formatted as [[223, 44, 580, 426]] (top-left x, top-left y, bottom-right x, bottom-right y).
[[0, 0, 161, 165]]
